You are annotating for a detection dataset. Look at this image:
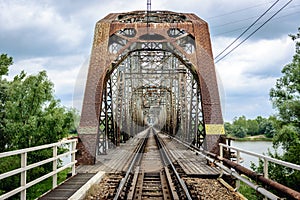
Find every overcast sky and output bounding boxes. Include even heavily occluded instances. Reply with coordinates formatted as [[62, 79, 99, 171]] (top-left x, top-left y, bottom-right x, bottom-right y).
[[0, 0, 299, 121]]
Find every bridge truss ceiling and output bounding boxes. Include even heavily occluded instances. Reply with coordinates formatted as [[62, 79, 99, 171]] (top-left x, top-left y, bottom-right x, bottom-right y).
[[97, 32, 205, 154], [79, 11, 224, 163]]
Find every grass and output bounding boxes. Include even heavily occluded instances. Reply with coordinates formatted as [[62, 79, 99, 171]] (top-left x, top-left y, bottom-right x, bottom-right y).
[[238, 180, 264, 200]]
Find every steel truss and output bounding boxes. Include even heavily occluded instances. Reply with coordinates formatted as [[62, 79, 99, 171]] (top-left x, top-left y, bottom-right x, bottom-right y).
[[97, 41, 205, 155], [97, 79, 114, 155]]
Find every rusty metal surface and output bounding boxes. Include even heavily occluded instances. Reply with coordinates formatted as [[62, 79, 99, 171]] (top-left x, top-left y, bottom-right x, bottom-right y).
[[159, 133, 220, 177], [204, 151, 300, 200], [79, 10, 224, 164], [76, 130, 148, 173]]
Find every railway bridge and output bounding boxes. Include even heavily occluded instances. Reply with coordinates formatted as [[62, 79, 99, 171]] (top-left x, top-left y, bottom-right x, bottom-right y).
[[78, 10, 225, 164], [1, 10, 300, 200]]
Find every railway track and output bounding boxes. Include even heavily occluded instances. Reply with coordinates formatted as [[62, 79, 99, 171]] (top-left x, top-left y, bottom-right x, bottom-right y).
[[114, 128, 192, 200], [84, 129, 243, 200]]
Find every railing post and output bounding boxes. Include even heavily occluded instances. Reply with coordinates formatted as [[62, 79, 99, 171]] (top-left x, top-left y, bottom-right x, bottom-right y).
[[263, 158, 269, 179], [53, 145, 58, 188], [21, 152, 27, 200], [219, 144, 223, 159], [236, 150, 241, 190], [71, 140, 76, 176], [219, 144, 223, 174], [263, 158, 269, 200]]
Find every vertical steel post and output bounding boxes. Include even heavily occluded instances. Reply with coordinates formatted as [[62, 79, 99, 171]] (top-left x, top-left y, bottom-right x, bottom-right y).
[[72, 140, 76, 176], [20, 152, 27, 200], [264, 158, 269, 179], [236, 150, 241, 190], [219, 144, 224, 175], [97, 85, 108, 155], [52, 146, 58, 188]]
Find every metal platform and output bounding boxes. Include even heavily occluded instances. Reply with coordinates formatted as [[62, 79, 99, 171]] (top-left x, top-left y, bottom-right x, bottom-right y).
[[38, 173, 95, 200], [76, 130, 149, 174], [159, 133, 220, 177], [77, 131, 219, 177]]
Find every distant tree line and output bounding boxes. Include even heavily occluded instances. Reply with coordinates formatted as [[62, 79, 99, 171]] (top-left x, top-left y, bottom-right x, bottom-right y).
[[225, 115, 276, 138]]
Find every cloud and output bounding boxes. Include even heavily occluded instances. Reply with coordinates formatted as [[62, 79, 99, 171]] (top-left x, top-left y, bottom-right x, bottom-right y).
[[206, 0, 300, 40], [1, 0, 298, 122], [224, 96, 274, 121], [9, 54, 86, 109], [0, 1, 85, 56], [215, 36, 295, 120]]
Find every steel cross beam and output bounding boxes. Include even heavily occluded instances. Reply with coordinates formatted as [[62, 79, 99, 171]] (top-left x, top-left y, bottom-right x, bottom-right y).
[[96, 48, 205, 154]]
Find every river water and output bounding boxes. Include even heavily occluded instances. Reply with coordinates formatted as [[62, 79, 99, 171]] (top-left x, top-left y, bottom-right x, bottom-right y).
[[230, 140, 284, 169]]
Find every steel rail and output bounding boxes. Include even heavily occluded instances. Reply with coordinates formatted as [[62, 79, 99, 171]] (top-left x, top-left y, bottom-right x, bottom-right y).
[[169, 134, 300, 200], [153, 130, 193, 200], [113, 130, 149, 200]]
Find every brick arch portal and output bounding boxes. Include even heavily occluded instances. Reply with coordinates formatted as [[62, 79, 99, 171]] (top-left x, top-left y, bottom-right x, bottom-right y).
[[78, 11, 224, 164]]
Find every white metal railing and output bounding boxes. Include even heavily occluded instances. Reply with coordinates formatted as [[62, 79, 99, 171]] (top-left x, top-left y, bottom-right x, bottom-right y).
[[219, 143, 300, 179], [0, 139, 77, 200], [173, 137, 279, 199]]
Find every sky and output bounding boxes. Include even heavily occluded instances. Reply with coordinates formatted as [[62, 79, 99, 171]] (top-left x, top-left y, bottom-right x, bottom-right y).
[[0, 0, 299, 122]]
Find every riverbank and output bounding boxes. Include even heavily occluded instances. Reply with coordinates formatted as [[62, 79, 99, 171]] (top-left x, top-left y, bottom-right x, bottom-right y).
[[227, 134, 273, 142]]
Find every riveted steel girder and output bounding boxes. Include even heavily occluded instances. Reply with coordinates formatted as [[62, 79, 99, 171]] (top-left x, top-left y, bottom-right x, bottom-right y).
[[78, 11, 224, 163]]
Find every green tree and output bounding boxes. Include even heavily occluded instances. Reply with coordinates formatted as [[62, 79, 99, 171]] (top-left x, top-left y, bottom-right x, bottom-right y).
[[232, 126, 247, 138], [224, 122, 233, 135], [0, 54, 13, 152], [265, 28, 300, 194], [4, 70, 74, 149], [0, 54, 77, 198], [246, 119, 259, 136], [232, 116, 247, 127], [231, 116, 248, 138], [270, 28, 300, 160], [0, 54, 12, 76], [256, 116, 276, 138], [270, 29, 300, 126]]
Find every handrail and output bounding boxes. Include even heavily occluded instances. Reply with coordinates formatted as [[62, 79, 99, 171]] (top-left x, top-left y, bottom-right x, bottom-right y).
[[0, 139, 77, 200], [219, 143, 300, 171], [165, 133, 300, 199], [0, 139, 77, 158], [218, 143, 300, 199]]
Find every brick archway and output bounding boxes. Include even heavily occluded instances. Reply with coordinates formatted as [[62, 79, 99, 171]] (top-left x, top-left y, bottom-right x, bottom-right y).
[[78, 11, 224, 164]]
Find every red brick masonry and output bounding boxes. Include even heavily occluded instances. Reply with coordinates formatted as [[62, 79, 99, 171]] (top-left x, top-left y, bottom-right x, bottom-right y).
[[78, 11, 224, 164]]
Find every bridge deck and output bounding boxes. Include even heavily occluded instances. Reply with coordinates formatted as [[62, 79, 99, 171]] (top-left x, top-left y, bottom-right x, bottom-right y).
[[76, 130, 148, 173], [38, 173, 95, 200], [159, 133, 220, 177], [39, 131, 220, 199], [77, 131, 219, 177]]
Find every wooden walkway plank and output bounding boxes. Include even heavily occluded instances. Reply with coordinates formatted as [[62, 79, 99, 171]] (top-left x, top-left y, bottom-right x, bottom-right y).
[[38, 173, 95, 200], [160, 134, 220, 176]]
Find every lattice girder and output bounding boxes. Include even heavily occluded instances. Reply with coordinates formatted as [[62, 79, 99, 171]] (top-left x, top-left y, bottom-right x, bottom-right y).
[[79, 11, 224, 163]]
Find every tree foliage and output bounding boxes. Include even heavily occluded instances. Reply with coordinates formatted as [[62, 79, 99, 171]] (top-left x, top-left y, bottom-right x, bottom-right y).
[[253, 28, 300, 195], [0, 54, 12, 76], [0, 54, 78, 198], [0, 55, 76, 152], [225, 116, 275, 138], [270, 28, 300, 166], [0, 54, 13, 151]]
